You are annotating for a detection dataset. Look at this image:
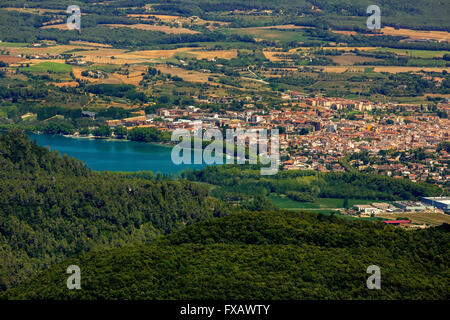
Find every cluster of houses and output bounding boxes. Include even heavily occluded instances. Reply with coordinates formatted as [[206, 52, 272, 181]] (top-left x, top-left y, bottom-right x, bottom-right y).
[[88, 94, 449, 184], [303, 97, 375, 111]]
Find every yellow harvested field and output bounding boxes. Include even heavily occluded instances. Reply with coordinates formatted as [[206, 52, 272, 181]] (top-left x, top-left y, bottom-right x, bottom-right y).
[[104, 24, 199, 34], [72, 64, 145, 86], [0, 55, 25, 64], [41, 23, 69, 30], [50, 81, 79, 88], [106, 48, 190, 64], [78, 48, 237, 64], [190, 49, 237, 60], [107, 102, 143, 110], [0, 45, 75, 56], [112, 65, 146, 86], [145, 14, 181, 21], [424, 93, 450, 99], [331, 28, 450, 42], [79, 48, 130, 65], [111, 48, 236, 63], [126, 14, 229, 26], [291, 47, 377, 53], [319, 66, 450, 73], [72, 67, 98, 83], [154, 65, 214, 83], [331, 30, 378, 37], [112, 73, 144, 86], [27, 58, 67, 66], [373, 66, 450, 73], [332, 30, 358, 36], [42, 19, 64, 26], [69, 41, 112, 48], [263, 51, 296, 62], [378, 211, 450, 226], [381, 27, 450, 42], [256, 24, 312, 30]]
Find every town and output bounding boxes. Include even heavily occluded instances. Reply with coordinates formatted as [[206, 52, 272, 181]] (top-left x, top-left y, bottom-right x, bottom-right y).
[[72, 94, 449, 187]]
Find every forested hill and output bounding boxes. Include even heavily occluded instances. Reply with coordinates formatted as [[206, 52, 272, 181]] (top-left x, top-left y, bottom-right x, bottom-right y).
[[5, 211, 449, 300], [0, 130, 226, 290]]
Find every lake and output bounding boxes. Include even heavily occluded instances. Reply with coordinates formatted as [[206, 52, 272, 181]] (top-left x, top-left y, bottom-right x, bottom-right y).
[[28, 133, 207, 174]]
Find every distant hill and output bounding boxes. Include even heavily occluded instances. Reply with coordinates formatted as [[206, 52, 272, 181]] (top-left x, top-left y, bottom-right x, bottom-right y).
[[5, 211, 449, 299], [0, 0, 449, 49]]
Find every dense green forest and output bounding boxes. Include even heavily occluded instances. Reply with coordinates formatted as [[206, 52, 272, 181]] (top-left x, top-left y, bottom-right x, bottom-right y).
[[181, 165, 443, 202], [4, 211, 449, 299], [0, 130, 233, 290]]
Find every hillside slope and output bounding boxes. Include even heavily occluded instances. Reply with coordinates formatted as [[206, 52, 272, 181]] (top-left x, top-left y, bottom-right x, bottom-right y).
[[5, 211, 449, 300], [0, 130, 227, 290]]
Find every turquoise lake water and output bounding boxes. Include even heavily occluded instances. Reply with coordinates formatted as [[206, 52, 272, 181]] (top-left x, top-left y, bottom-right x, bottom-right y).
[[28, 133, 207, 174]]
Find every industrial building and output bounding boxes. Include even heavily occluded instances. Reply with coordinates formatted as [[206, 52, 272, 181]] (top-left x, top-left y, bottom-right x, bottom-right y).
[[392, 201, 433, 212], [420, 197, 450, 214]]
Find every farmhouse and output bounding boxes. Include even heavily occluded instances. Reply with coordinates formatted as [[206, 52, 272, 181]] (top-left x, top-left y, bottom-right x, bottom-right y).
[[353, 205, 381, 215]]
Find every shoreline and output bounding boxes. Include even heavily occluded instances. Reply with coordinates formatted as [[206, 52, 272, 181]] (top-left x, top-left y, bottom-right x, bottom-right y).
[[27, 132, 254, 163], [29, 131, 175, 149]]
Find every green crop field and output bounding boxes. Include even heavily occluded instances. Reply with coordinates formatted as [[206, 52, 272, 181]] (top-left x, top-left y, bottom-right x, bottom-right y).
[[407, 58, 447, 67], [0, 42, 29, 47], [221, 27, 317, 43], [269, 194, 375, 210], [370, 48, 450, 58], [269, 194, 321, 209], [21, 62, 73, 73]]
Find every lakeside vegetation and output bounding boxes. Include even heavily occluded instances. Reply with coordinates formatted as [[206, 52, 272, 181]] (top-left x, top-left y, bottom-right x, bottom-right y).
[[181, 165, 443, 205]]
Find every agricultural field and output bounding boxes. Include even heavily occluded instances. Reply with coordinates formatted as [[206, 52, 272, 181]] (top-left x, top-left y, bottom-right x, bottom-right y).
[[43, 21, 201, 35], [2, 7, 62, 15], [369, 48, 450, 58], [188, 49, 237, 60], [49, 81, 79, 88], [377, 211, 450, 226], [380, 27, 450, 42], [0, 42, 29, 47], [0, 55, 25, 65], [319, 66, 450, 73], [268, 194, 374, 210], [292, 47, 378, 52], [154, 64, 216, 83], [0, 3, 448, 107], [104, 24, 199, 34], [20, 61, 72, 73], [329, 54, 380, 65], [331, 27, 450, 42], [221, 27, 317, 43], [126, 13, 230, 27]]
